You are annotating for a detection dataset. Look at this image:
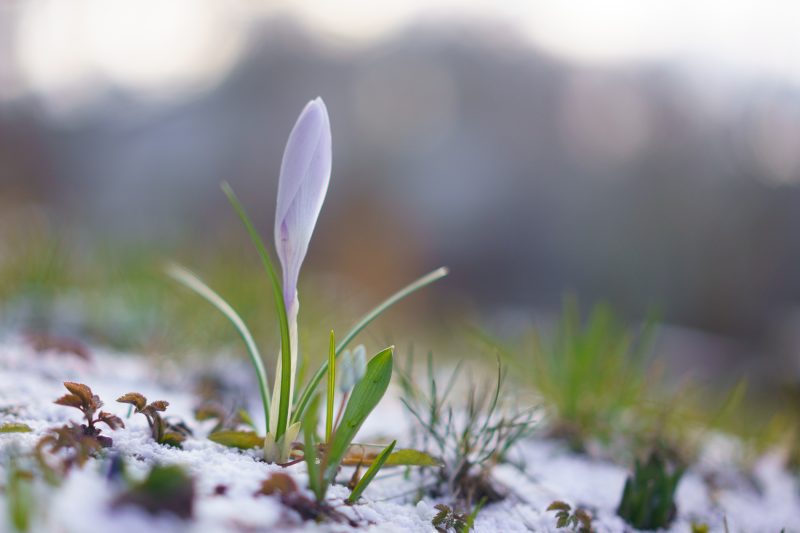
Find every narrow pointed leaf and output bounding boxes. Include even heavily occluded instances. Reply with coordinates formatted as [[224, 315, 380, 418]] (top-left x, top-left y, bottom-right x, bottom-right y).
[[326, 329, 335, 442], [346, 440, 396, 504]]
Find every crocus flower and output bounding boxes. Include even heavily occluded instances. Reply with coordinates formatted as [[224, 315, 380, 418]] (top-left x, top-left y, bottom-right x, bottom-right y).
[[268, 97, 332, 438], [274, 96, 332, 313]]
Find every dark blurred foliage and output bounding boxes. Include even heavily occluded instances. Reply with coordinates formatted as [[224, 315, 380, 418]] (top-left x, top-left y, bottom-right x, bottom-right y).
[[2, 14, 800, 387]]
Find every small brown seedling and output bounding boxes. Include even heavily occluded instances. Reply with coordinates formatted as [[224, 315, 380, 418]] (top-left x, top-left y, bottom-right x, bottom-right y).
[[53, 382, 123, 448], [117, 392, 190, 447], [547, 501, 593, 532], [37, 382, 123, 476]]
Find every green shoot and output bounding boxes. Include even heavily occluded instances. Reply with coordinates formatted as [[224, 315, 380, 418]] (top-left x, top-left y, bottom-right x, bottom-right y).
[[326, 330, 335, 442], [292, 266, 448, 424], [617, 449, 683, 530], [346, 440, 396, 504]]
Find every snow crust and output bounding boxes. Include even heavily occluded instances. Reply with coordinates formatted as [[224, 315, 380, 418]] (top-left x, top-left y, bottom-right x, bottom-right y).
[[0, 337, 798, 532]]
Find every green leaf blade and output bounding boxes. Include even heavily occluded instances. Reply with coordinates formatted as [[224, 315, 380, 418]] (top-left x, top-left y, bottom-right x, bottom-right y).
[[346, 440, 396, 504], [208, 430, 265, 450]]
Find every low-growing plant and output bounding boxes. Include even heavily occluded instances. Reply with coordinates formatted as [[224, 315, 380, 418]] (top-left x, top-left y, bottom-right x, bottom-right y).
[[168, 98, 446, 463], [616, 448, 684, 530], [300, 338, 398, 506], [518, 298, 655, 451], [547, 501, 593, 532], [113, 464, 195, 519], [117, 393, 190, 447], [34, 383, 123, 477], [399, 354, 535, 507], [52, 382, 124, 448], [431, 500, 484, 533]]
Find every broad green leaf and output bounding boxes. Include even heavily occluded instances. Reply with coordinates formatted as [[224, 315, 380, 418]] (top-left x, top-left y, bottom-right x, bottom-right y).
[[384, 448, 441, 467], [292, 268, 447, 424], [0, 423, 32, 433], [208, 430, 264, 450], [323, 347, 393, 484], [167, 263, 271, 434], [346, 440, 396, 504], [221, 183, 292, 441]]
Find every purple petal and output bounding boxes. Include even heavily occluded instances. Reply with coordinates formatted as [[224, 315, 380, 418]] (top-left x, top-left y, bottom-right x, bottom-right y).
[[274, 97, 332, 305]]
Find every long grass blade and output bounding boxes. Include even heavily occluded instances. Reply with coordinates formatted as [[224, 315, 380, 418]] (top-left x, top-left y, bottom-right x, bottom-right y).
[[166, 263, 270, 432], [221, 182, 292, 440], [292, 267, 448, 423], [326, 329, 335, 442], [346, 440, 396, 504]]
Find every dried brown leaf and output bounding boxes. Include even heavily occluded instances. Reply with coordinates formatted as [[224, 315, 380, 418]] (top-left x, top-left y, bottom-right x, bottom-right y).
[[54, 394, 84, 409], [149, 401, 169, 412], [256, 473, 298, 496], [117, 392, 147, 411], [98, 411, 125, 431], [63, 382, 93, 406]]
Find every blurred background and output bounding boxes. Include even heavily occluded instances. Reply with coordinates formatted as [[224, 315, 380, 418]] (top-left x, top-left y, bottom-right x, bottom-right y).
[[2, 1, 800, 395]]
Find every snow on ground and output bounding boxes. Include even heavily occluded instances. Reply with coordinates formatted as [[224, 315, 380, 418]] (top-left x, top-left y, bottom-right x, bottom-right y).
[[0, 336, 799, 532]]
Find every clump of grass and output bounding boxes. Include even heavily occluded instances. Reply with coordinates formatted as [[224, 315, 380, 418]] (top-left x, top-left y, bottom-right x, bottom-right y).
[[36, 382, 124, 475], [522, 298, 655, 451], [616, 447, 684, 530], [399, 354, 535, 507], [117, 393, 190, 447]]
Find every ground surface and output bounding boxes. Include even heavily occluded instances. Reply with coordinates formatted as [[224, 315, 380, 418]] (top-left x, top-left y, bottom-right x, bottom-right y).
[[0, 336, 798, 532]]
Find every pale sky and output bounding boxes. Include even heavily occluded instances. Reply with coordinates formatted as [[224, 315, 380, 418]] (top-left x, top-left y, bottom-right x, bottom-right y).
[[5, 0, 800, 110]]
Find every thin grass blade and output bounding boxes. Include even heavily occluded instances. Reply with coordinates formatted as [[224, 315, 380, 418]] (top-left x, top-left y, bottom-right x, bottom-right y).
[[326, 329, 335, 442], [167, 263, 270, 433]]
